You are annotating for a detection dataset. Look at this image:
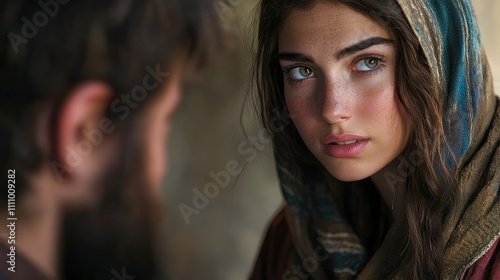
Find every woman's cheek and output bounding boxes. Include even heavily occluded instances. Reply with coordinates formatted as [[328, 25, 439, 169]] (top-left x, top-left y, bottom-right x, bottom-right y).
[[358, 76, 396, 117], [285, 92, 314, 134]]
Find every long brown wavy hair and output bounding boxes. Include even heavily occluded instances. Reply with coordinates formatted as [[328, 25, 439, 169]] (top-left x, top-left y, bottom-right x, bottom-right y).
[[253, 0, 456, 278]]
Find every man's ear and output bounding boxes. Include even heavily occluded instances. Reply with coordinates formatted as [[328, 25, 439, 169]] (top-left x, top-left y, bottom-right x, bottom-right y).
[[55, 81, 114, 181]]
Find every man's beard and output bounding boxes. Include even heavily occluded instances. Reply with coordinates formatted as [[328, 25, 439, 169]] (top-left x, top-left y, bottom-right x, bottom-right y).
[[59, 161, 165, 280]]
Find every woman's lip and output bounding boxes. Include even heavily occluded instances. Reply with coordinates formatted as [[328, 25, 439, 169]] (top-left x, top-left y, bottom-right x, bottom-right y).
[[321, 134, 369, 145], [323, 139, 369, 158]]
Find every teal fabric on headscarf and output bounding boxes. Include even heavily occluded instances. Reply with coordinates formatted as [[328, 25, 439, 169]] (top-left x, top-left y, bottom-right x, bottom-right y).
[[276, 0, 499, 279], [397, 0, 493, 166]]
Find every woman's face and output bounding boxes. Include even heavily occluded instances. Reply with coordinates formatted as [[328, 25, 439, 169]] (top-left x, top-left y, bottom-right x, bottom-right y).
[[279, 2, 410, 181]]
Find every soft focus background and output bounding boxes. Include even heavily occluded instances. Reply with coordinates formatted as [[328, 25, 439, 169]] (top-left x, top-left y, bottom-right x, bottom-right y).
[[163, 1, 500, 279]]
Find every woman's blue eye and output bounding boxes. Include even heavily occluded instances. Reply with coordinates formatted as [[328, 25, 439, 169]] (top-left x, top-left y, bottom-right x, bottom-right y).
[[289, 66, 315, 80], [355, 57, 380, 71]]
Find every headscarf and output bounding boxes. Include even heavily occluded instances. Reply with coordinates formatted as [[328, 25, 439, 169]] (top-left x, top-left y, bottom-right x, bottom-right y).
[[277, 0, 499, 279]]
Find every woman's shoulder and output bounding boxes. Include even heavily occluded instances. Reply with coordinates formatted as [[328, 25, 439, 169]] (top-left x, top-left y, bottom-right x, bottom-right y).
[[249, 207, 294, 280], [463, 238, 500, 279]]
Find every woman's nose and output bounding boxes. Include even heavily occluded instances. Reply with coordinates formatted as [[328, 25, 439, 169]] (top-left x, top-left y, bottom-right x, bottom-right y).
[[319, 79, 352, 124]]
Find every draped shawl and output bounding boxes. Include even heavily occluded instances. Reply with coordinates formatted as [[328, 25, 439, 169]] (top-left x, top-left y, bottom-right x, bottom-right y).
[[277, 0, 499, 279]]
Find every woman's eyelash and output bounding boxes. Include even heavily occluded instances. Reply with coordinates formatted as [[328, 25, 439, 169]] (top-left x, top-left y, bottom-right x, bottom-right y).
[[282, 65, 311, 86], [281, 65, 306, 74], [355, 54, 386, 64], [285, 76, 303, 86], [281, 55, 386, 85], [353, 55, 387, 75]]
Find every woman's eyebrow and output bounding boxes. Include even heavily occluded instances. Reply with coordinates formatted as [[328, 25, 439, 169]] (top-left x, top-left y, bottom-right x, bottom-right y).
[[278, 37, 393, 63], [336, 37, 394, 60], [278, 53, 314, 63]]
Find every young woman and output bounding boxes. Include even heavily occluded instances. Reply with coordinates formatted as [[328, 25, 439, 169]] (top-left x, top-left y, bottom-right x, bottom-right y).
[[250, 0, 499, 279]]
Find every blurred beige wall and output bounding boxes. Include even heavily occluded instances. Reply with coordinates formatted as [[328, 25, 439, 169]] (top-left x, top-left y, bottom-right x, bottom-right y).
[[163, 1, 500, 279], [474, 0, 500, 95]]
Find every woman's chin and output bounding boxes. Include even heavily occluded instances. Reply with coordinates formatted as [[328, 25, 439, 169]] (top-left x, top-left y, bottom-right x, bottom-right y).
[[318, 157, 386, 183], [326, 169, 372, 182]]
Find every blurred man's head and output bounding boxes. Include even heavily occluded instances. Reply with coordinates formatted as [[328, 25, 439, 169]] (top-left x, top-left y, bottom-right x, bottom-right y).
[[0, 1, 222, 279]]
